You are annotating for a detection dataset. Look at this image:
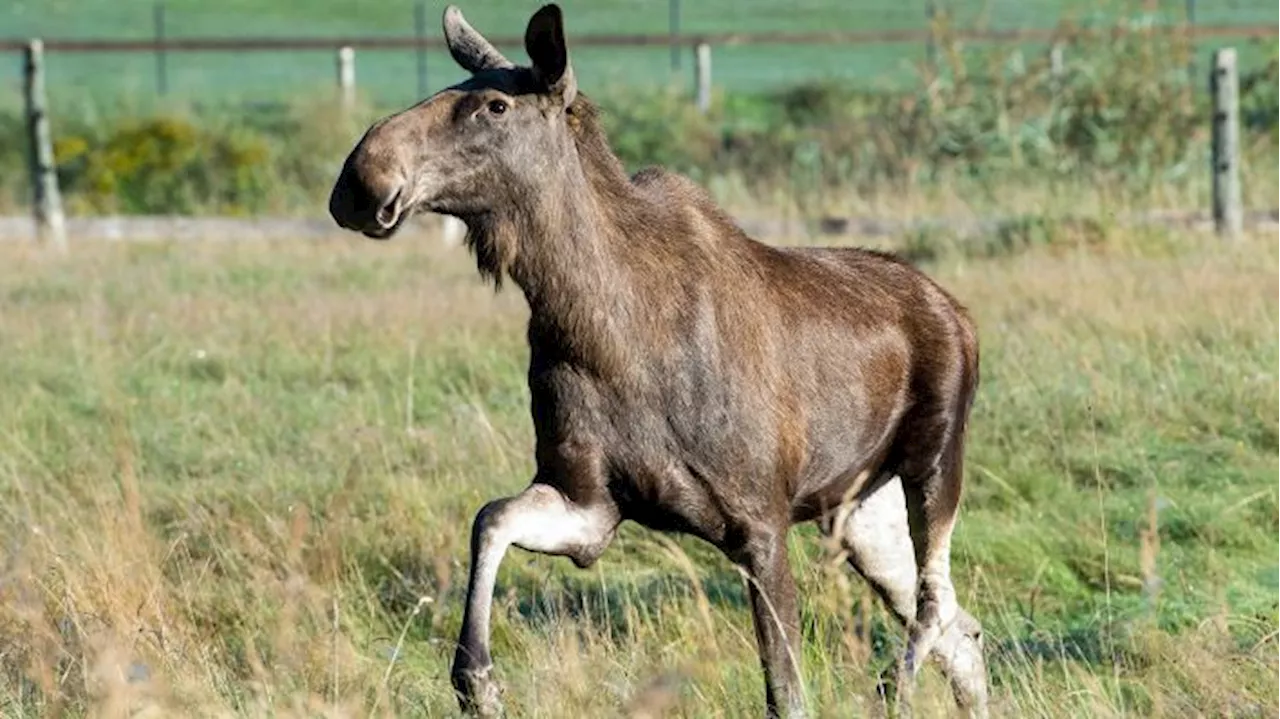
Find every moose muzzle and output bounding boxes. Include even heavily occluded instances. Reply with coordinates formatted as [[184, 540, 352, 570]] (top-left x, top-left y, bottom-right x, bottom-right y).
[[328, 152, 410, 240]]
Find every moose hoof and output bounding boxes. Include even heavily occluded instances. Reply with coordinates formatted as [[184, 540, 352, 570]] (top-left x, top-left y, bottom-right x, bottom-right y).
[[452, 664, 504, 717], [892, 659, 917, 719]]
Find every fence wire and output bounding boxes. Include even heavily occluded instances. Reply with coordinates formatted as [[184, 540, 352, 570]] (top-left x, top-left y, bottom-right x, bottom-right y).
[[2, 1, 1276, 106]]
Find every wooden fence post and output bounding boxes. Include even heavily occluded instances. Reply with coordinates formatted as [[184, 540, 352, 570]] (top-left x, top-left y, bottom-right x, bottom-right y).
[[441, 215, 466, 246], [694, 42, 711, 113], [1210, 47, 1242, 239], [337, 46, 356, 111], [1049, 42, 1066, 101], [23, 39, 67, 252]]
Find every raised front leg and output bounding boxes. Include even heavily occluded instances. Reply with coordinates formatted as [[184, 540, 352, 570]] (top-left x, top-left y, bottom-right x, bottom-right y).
[[736, 530, 807, 719], [452, 482, 618, 716]]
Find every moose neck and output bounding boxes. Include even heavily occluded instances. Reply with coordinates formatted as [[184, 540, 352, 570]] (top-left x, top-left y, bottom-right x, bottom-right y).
[[467, 118, 641, 373]]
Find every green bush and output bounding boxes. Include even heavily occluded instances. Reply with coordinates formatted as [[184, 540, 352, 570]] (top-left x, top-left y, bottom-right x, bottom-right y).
[[53, 116, 271, 214], [0, 97, 372, 215], [597, 84, 720, 178], [0, 112, 31, 211], [1240, 51, 1279, 137]]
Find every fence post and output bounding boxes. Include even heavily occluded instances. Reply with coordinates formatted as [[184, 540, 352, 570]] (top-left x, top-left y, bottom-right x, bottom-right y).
[[441, 215, 466, 246], [337, 46, 356, 111], [414, 1, 429, 98], [1209, 48, 1242, 239], [1050, 43, 1065, 79], [669, 0, 682, 71], [694, 42, 711, 113], [1185, 0, 1197, 84], [1049, 42, 1066, 100], [23, 40, 67, 252], [154, 3, 168, 96], [925, 1, 937, 71]]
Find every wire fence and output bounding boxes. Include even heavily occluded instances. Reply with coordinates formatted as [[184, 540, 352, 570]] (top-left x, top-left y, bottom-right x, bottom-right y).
[[2, 1, 1276, 107]]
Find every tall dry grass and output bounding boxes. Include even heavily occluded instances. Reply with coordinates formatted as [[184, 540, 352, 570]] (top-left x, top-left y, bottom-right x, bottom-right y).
[[0, 217, 1275, 717]]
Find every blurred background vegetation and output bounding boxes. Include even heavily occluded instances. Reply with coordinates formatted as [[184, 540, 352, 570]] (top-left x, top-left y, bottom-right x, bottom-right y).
[[0, 2, 1276, 216]]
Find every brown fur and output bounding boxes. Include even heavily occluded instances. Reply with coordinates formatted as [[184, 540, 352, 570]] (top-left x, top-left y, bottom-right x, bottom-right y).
[[328, 5, 988, 718]]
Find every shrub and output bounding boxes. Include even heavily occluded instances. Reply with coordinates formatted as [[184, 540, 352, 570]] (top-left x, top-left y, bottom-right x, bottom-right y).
[[53, 116, 271, 215]]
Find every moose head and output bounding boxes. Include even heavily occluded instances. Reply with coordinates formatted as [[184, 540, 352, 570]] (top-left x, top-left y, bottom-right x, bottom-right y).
[[328, 4, 580, 240]]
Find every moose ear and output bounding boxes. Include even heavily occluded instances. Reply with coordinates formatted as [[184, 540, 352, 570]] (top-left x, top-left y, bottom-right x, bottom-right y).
[[524, 4, 577, 107], [443, 5, 514, 74]]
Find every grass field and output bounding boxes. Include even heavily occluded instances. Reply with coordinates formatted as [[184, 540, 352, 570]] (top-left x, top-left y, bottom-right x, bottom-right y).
[[3, 0, 1276, 104], [0, 210, 1275, 716]]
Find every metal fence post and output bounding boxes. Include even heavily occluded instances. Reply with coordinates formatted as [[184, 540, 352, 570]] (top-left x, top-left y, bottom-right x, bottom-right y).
[[337, 46, 356, 111], [1210, 47, 1242, 238], [1185, 0, 1197, 84], [925, 1, 938, 71], [415, 1, 429, 97], [694, 42, 711, 113], [154, 3, 168, 96], [23, 40, 67, 252], [669, 0, 682, 71]]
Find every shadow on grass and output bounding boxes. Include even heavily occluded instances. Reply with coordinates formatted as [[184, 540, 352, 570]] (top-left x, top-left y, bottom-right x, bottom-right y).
[[506, 567, 752, 638], [990, 625, 1118, 669], [363, 538, 1236, 694]]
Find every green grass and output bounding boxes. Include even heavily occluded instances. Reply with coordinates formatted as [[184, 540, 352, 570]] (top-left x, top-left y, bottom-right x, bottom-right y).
[[0, 212, 1275, 716], [3, 0, 1275, 104]]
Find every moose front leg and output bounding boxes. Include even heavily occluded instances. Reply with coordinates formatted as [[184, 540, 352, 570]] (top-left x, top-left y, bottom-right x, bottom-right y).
[[737, 530, 807, 719], [452, 482, 618, 716]]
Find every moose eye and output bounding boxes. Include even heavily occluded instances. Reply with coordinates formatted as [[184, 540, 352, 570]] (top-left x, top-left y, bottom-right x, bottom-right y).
[[487, 99, 508, 116]]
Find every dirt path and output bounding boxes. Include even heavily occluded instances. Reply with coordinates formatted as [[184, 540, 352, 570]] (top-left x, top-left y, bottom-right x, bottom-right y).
[[0, 209, 1274, 244]]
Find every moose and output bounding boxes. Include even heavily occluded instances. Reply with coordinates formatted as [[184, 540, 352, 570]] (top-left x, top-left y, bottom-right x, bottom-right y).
[[328, 5, 988, 717]]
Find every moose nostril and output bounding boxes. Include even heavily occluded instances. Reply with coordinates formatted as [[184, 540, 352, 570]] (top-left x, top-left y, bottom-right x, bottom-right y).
[[375, 188, 404, 228], [329, 165, 374, 229]]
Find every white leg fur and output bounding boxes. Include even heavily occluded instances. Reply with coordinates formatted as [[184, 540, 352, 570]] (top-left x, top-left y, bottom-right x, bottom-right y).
[[837, 476, 989, 718], [453, 483, 618, 716]]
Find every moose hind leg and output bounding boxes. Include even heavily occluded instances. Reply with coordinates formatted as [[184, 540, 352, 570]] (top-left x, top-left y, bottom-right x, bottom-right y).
[[837, 475, 989, 717], [452, 482, 618, 716], [878, 388, 981, 717], [899, 457, 962, 681]]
